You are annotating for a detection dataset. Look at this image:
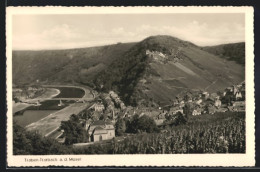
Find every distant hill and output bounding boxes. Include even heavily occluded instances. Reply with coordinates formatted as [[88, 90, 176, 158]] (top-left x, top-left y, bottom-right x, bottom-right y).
[[13, 42, 135, 86], [13, 35, 245, 106], [202, 42, 245, 65]]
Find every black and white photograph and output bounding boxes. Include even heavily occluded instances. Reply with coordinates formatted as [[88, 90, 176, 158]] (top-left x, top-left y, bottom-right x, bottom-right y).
[[6, 7, 255, 167]]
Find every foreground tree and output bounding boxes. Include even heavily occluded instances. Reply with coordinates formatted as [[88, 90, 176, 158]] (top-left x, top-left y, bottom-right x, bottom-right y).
[[127, 114, 159, 133], [60, 114, 89, 145], [115, 117, 126, 136], [164, 112, 187, 126], [13, 122, 71, 155], [13, 122, 32, 154]]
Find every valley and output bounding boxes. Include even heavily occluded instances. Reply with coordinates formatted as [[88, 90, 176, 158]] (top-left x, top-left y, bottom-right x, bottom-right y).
[[12, 35, 246, 155]]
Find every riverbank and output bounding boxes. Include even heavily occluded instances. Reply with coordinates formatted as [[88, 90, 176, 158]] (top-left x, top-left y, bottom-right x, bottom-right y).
[[13, 88, 61, 114], [42, 85, 94, 99], [38, 88, 60, 99], [26, 102, 91, 137], [13, 103, 32, 114], [15, 85, 94, 136]]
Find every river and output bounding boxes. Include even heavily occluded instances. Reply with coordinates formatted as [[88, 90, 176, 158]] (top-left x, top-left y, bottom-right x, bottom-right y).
[[13, 86, 86, 127], [14, 110, 57, 127]]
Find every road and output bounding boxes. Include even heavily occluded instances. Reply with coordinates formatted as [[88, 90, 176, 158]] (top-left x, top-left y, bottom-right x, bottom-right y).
[[39, 97, 93, 101], [25, 102, 92, 137]]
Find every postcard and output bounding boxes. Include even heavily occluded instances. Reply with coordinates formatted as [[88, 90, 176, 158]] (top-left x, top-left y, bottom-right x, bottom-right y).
[[6, 6, 255, 167]]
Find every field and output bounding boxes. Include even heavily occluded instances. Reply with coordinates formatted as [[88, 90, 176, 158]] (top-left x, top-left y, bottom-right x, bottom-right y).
[[73, 112, 245, 154], [143, 45, 244, 106]]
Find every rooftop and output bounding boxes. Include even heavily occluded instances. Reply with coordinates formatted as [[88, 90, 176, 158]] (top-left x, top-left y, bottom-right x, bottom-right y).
[[93, 126, 108, 135]]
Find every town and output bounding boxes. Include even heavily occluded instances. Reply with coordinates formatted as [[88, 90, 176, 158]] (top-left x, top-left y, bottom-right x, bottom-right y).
[[51, 80, 245, 146], [12, 71, 245, 148]]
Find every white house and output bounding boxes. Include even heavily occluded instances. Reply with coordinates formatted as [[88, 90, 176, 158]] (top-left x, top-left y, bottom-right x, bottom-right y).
[[88, 120, 115, 142], [235, 91, 243, 100], [192, 109, 202, 116], [196, 99, 203, 105], [202, 92, 209, 99], [214, 99, 222, 108]]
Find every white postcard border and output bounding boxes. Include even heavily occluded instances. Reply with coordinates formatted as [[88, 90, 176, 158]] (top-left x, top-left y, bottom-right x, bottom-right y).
[[6, 6, 255, 167]]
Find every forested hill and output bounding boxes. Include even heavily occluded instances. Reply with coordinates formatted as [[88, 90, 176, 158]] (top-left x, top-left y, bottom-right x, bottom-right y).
[[13, 35, 245, 106], [94, 35, 244, 106], [12, 42, 136, 86], [202, 42, 245, 65], [93, 35, 199, 105]]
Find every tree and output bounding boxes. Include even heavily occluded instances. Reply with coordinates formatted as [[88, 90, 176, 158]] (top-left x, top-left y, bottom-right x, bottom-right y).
[[60, 114, 88, 145], [127, 114, 159, 133], [173, 112, 187, 126], [13, 122, 70, 155], [136, 115, 159, 133], [13, 122, 32, 155], [99, 113, 108, 120], [183, 104, 192, 117], [115, 118, 126, 136], [81, 110, 92, 120], [164, 112, 187, 126], [126, 114, 139, 133]]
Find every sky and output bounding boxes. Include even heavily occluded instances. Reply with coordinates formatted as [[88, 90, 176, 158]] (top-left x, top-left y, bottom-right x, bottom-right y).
[[12, 13, 245, 50]]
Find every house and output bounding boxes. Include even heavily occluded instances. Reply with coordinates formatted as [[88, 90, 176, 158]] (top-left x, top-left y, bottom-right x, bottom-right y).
[[210, 93, 219, 100], [233, 85, 238, 95], [202, 91, 209, 99], [225, 87, 234, 97], [159, 52, 166, 58], [232, 101, 245, 112], [192, 108, 202, 116], [87, 120, 115, 142], [28, 92, 35, 98], [169, 106, 183, 115], [179, 101, 185, 107], [109, 91, 118, 99], [196, 99, 203, 105], [91, 103, 105, 112], [173, 99, 179, 106], [216, 107, 228, 113], [235, 91, 243, 100], [214, 99, 222, 108], [120, 102, 126, 110], [146, 50, 151, 55], [232, 101, 245, 107], [157, 112, 166, 119], [155, 119, 164, 126]]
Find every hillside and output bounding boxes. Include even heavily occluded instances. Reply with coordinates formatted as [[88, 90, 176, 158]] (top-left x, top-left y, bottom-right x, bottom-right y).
[[202, 42, 245, 65], [13, 35, 245, 106], [94, 36, 245, 106], [12, 42, 136, 86]]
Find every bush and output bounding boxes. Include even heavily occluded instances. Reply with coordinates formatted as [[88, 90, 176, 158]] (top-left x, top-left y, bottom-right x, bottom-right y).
[[127, 114, 159, 133], [13, 122, 71, 155]]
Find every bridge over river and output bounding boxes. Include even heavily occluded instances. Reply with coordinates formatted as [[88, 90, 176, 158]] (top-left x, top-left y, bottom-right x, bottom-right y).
[[39, 97, 93, 101], [16, 85, 95, 138]]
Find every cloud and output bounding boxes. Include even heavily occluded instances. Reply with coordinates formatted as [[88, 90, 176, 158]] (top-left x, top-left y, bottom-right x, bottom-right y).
[[13, 20, 245, 50], [41, 24, 80, 41], [131, 21, 244, 46], [13, 24, 81, 50]]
